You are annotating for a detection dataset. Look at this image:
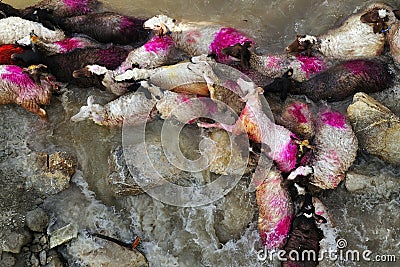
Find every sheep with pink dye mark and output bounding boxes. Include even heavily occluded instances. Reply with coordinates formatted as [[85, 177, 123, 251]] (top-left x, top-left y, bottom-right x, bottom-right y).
[[310, 110, 358, 189], [289, 109, 358, 189], [222, 42, 329, 82], [60, 12, 151, 45], [286, 3, 395, 60], [143, 14, 254, 63], [16, 33, 104, 56], [254, 162, 293, 250], [22, 0, 100, 18], [0, 65, 61, 118]]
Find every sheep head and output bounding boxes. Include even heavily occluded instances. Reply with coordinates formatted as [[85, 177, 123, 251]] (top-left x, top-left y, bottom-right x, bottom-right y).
[[22, 64, 64, 93], [222, 41, 252, 69], [143, 14, 176, 37], [360, 7, 391, 34], [286, 35, 318, 55], [73, 64, 108, 78], [298, 194, 327, 224], [71, 96, 104, 123]]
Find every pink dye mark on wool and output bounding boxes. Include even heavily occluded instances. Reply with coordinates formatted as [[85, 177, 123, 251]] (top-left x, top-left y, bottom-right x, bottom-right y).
[[144, 36, 174, 53], [185, 30, 202, 44], [342, 60, 371, 75], [119, 17, 146, 36], [64, 0, 92, 14], [2, 66, 36, 88], [296, 54, 326, 78], [266, 56, 281, 69], [210, 27, 254, 63], [288, 102, 308, 123], [320, 111, 346, 129], [275, 137, 298, 173], [263, 215, 292, 249], [55, 38, 86, 53]]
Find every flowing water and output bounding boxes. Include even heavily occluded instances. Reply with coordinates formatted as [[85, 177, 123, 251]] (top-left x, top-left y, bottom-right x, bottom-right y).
[[2, 0, 400, 266]]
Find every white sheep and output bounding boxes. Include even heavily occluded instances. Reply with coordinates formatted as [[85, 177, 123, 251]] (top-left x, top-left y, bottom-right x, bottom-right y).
[[286, 3, 395, 60], [0, 16, 65, 44], [143, 14, 254, 63]]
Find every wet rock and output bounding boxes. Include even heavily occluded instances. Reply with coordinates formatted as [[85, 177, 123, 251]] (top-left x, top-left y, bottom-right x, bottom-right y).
[[347, 92, 400, 166], [25, 208, 50, 232], [39, 250, 47, 266], [25, 151, 77, 195], [0, 252, 16, 267], [0, 231, 30, 254], [30, 253, 40, 266], [200, 129, 248, 175], [345, 171, 400, 196], [49, 224, 78, 249], [45, 255, 64, 267], [107, 146, 145, 196], [67, 234, 148, 267]]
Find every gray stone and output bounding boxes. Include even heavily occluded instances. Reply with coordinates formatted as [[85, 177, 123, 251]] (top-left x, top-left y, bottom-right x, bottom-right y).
[[39, 250, 47, 266], [347, 92, 400, 166], [0, 231, 30, 254], [345, 171, 400, 196], [25, 152, 77, 195], [67, 235, 148, 267], [49, 224, 78, 249], [25, 208, 50, 232], [30, 253, 40, 267], [45, 254, 63, 267], [0, 252, 16, 267], [30, 244, 42, 253]]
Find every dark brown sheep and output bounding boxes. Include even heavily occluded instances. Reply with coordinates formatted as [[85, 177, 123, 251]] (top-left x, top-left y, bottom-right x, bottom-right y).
[[282, 193, 326, 267]]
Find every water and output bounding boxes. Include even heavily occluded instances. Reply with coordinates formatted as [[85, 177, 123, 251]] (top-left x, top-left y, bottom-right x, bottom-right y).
[[2, 0, 400, 266]]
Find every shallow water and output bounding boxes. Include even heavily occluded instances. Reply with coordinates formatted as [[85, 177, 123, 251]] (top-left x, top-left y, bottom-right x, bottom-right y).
[[2, 0, 400, 266]]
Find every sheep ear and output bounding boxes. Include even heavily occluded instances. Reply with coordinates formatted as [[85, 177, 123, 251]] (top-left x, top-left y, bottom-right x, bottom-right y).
[[394, 10, 400, 20], [87, 95, 95, 106], [360, 10, 379, 23]]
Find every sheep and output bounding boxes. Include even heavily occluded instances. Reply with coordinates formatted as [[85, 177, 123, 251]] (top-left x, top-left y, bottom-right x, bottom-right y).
[[386, 10, 400, 65], [13, 37, 130, 87], [0, 16, 65, 44], [59, 12, 151, 45], [0, 1, 21, 18], [282, 193, 326, 267], [72, 35, 184, 94], [74, 58, 213, 96], [254, 162, 293, 250], [71, 91, 157, 127], [285, 3, 395, 60], [0, 65, 61, 118], [16, 32, 105, 56], [275, 100, 316, 141], [21, 0, 101, 18], [143, 14, 254, 63], [198, 79, 299, 173], [222, 42, 329, 82], [264, 59, 394, 102], [288, 109, 358, 189], [347, 92, 400, 166]]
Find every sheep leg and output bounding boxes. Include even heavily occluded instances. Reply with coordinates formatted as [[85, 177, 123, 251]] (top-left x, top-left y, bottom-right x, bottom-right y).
[[20, 100, 47, 119]]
